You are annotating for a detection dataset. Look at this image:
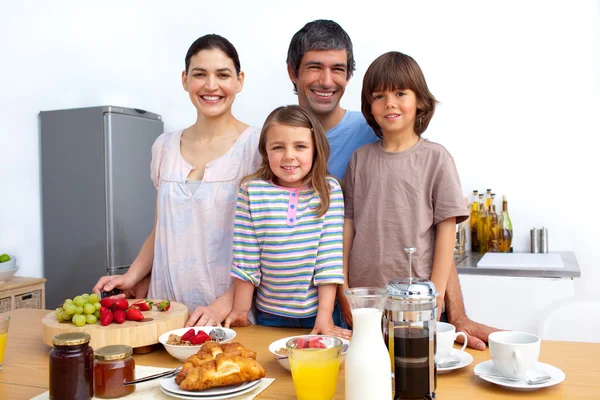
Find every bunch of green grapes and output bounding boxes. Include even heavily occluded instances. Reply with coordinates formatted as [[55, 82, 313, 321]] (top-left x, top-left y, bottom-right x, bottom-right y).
[[55, 293, 101, 327]]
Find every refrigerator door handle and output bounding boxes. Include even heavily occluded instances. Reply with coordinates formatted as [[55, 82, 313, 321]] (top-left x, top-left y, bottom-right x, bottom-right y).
[[108, 264, 131, 275]]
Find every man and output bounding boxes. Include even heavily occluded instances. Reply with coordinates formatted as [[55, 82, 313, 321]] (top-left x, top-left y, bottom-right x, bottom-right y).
[[286, 19, 497, 350]]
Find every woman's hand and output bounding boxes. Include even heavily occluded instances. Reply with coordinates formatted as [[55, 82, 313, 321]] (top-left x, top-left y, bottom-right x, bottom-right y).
[[186, 305, 223, 327], [92, 273, 137, 296], [223, 309, 250, 328]]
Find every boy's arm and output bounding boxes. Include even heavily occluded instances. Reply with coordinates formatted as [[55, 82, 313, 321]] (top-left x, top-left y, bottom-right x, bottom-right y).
[[430, 217, 456, 319], [337, 218, 355, 326]]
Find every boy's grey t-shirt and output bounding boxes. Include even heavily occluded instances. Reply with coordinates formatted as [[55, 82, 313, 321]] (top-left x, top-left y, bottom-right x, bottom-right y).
[[326, 111, 377, 180], [342, 138, 469, 288]]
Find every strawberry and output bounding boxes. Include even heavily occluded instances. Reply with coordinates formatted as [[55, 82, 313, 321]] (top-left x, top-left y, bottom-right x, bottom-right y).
[[296, 338, 308, 349], [114, 298, 129, 311], [113, 309, 126, 324], [132, 299, 152, 311], [180, 328, 196, 342], [189, 331, 211, 345], [156, 300, 170, 311], [100, 306, 110, 315], [309, 337, 326, 349], [100, 310, 113, 326], [100, 298, 115, 309], [125, 306, 144, 321]]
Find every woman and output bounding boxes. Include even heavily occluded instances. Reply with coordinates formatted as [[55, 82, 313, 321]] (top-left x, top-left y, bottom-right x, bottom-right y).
[[93, 34, 260, 326]]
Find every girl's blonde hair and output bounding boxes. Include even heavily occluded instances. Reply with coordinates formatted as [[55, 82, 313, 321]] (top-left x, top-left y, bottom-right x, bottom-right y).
[[243, 105, 332, 217]]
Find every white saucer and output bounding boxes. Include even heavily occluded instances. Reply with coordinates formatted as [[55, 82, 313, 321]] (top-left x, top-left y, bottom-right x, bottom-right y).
[[160, 377, 261, 398], [437, 350, 473, 374], [473, 360, 565, 391]]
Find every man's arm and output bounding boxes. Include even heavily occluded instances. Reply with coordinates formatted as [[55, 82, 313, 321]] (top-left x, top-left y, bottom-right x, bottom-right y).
[[445, 262, 500, 350]]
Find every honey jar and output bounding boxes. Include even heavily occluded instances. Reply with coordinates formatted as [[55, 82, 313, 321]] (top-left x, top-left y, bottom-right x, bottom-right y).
[[93, 344, 135, 398], [49, 332, 93, 400]]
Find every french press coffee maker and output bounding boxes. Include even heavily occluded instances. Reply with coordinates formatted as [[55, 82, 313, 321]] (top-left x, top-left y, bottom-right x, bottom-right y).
[[383, 247, 438, 399]]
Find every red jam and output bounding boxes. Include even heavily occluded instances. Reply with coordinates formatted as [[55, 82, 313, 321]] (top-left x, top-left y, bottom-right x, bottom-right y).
[[49, 332, 93, 400], [93, 345, 135, 398]]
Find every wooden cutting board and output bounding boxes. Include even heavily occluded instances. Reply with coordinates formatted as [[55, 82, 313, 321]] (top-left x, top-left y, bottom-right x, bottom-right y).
[[42, 300, 188, 350]]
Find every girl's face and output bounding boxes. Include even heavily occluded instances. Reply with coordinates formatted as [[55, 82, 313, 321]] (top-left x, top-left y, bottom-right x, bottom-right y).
[[265, 123, 314, 188], [370, 88, 419, 136], [182, 49, 244, 119]]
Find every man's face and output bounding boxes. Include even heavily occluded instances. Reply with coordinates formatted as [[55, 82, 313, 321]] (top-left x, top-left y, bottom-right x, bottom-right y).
[[288, 50, 350, 117]]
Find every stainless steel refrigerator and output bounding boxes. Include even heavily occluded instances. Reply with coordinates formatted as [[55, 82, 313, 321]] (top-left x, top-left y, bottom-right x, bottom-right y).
[[40, 106, 164, 308]]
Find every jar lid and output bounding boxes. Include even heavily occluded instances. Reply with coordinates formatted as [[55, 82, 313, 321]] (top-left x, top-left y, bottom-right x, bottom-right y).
[[94, 345, 133, 361], [386, 278, 438, 301], [52, 332, 91, 346]]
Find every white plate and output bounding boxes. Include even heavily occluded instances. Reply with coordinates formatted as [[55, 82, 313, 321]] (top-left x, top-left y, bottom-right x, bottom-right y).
[[437, 350, 473, 374], [160, 376, 261, 397], [473, 360, 565, 391]]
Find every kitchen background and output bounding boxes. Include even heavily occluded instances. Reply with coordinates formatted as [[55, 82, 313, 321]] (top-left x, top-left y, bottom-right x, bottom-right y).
[[0, 1, 598, 299]]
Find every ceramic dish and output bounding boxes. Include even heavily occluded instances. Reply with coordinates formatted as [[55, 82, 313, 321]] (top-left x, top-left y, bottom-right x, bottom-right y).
[[473, 360, 565, 391], [159, 327, 236, 361], [437, 350, 473, 374], [159, 377, 262, 399]]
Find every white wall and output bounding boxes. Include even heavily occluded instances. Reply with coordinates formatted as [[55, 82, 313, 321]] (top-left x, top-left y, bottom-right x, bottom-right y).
[[1, 1, 598, 295]]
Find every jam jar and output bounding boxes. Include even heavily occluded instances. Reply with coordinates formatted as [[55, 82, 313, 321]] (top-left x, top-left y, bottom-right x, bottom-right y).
[[93, 344, 135, 398], [49, 332, 94, 400]]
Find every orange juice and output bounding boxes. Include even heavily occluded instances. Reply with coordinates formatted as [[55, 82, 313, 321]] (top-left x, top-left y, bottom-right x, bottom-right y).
[[289, 347, 340, 400], [0, 332, 7, 365]]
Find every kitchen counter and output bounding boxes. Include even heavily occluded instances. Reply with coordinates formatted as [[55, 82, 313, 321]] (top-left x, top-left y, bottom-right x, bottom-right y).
[[456, 251, 580, 278], [2, 308, 600, 399]]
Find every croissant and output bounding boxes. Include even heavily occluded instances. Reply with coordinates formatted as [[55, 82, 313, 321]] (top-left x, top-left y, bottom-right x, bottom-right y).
[[179, 353, 266, 391], [175, 342, 260, 386]]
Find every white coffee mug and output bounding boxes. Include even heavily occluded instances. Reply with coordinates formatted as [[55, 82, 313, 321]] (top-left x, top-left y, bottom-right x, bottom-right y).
[[488, 331, 540, 379], [435, 321, 468, 363]]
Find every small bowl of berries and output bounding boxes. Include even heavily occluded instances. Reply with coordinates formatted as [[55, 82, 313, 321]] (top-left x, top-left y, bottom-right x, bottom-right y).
[[158, 327, 237, 361]]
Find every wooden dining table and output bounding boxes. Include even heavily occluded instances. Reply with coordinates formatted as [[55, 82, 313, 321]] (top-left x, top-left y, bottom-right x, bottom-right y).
[[1, 308, 599, 399]]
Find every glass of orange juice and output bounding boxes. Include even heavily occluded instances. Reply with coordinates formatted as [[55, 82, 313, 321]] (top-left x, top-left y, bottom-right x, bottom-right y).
[[0, 315, 9, 370], [286, 335, 342, 400]]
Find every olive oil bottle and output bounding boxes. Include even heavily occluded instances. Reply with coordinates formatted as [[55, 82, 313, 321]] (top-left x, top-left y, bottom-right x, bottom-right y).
[[498, 195, 514, 253], [470, 190, 479, 252], [487, 193, 499, 252], [477, 194, 489, 254]]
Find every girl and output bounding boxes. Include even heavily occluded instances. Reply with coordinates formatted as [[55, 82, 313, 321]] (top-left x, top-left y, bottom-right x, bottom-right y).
[[341, 51, 469, 320], [93, 34, 261, 326], [224, 105, 348, 337]]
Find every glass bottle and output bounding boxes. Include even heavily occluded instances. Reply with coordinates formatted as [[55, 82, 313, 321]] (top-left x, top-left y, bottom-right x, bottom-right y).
[[498, 195, 513, 253], [345, 288, 392, 400], [49, 332, 93, 400], [477, 194, 489, 254], [485, 189, 492, 211], [487, 193, 499, 252], [94, 345, 135, 398], [470, 190, 479, 252]]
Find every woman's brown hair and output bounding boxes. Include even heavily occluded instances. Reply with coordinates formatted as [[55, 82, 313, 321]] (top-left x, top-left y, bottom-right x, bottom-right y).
[[243, 105, 332, 217], [361, 51, 438, 138]]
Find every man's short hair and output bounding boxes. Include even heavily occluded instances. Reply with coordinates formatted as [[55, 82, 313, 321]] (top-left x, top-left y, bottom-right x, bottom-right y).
[[286, 19, 356, 93]]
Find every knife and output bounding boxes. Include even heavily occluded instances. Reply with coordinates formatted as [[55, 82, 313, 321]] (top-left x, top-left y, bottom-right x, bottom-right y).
[[123, 366, 182, 386]]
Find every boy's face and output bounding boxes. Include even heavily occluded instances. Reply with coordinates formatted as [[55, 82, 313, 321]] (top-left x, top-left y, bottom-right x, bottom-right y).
[[288, 50, 350, 118], [370, 89, 419, 136]]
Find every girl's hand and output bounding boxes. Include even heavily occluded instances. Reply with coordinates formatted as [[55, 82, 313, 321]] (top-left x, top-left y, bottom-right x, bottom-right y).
[[311, 315, 352, 340], [223, 309, 250, 328]]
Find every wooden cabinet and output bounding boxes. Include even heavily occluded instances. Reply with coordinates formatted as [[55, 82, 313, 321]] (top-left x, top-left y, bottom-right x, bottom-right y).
[[0, 277, 46, 312]]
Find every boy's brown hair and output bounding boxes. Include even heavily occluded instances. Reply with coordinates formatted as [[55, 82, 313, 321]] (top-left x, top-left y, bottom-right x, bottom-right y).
[[361, 51, 438, 138], [243, 105, 332, 217]]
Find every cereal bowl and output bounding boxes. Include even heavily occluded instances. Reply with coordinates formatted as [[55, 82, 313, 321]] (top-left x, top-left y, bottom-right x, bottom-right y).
[[158, 327, 236, 361], [268, 335, 350, 371], [0, 255, 16, 271]]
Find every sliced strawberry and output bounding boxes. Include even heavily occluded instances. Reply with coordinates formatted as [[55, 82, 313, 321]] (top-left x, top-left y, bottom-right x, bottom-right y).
[[296, 338, 308, 349], [156, 300, 171, 311], [100, 298, 115, 309], [125, 306, 144, 321], [180, 328, 196, 342], [113, 309, 126, 324], [132, 299, 153, 311], [309, 337, 326, 348], [189, 331, 211, 345], [114, 298, 129, 311], [100, 311, 113, 326]]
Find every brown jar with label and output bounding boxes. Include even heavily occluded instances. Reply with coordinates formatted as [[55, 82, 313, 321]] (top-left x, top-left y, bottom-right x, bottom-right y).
[[49, 332, 94, 400], [94, 344, 135, 398]]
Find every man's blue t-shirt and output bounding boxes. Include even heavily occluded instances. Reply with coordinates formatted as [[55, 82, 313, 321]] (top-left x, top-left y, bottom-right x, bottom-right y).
[[327, 111, 378, 180]]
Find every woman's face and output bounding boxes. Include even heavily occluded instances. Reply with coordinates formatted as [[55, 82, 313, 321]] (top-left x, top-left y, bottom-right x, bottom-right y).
[[182, 48, 244, 119]]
